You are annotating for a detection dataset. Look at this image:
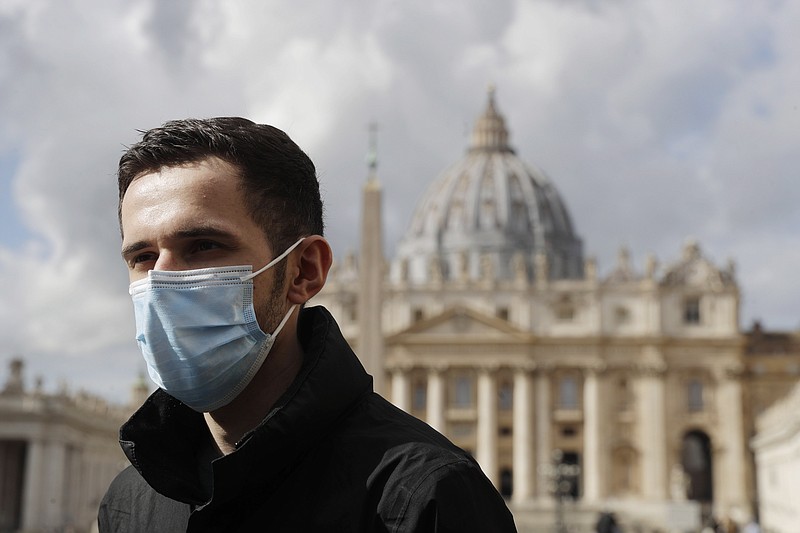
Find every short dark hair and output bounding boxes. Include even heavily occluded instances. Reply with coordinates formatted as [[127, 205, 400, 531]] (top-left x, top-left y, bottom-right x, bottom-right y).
[[117, 117, 324, 253]]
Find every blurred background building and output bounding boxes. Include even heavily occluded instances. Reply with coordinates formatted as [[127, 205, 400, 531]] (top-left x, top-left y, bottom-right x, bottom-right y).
[[747, 330, 800, 533], [1, 91, 797, 532], [0, 359, 138, 533], [311, 90, 798, 532]]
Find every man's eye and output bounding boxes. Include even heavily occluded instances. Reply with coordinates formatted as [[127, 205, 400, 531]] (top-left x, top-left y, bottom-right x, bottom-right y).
[[193, 241, 221, 253], [132, 252, 157, 265]]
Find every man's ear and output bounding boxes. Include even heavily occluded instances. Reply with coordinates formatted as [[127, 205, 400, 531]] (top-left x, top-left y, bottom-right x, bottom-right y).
[[287, 236, 333, 304]]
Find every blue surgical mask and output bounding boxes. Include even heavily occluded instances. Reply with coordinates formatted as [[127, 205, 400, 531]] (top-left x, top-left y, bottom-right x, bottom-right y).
[[129, 238, 304, 412]]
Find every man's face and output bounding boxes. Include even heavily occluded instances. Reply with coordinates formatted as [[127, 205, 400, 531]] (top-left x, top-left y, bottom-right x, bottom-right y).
[[120, 156, 286, 332]]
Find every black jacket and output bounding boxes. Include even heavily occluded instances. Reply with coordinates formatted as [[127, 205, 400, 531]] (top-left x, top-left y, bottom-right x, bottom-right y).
[[99, 306, 516, 532]]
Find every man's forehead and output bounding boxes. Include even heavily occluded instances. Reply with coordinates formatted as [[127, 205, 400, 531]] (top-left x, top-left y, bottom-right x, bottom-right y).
[[122, 162, 249, 226]]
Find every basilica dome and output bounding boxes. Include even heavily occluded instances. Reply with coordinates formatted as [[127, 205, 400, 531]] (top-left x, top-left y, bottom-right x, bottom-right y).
[[391, 89, 584, 285]]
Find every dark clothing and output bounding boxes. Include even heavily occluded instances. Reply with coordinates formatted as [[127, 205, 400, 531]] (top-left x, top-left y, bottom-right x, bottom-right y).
[[596, 512, 621, 533], [99, 306, 516, 532]]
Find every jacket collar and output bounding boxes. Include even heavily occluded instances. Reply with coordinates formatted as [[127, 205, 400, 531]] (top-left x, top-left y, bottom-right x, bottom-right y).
[[120, 305, 373, 507]]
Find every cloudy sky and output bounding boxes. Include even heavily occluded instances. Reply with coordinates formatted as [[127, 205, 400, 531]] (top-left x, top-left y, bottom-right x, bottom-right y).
[[1, 0, 798, 402]]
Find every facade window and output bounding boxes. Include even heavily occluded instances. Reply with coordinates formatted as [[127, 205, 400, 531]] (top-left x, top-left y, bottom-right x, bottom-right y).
[[684, 297, 701, 324], [558, 376, 579, 410], [612, 447, 638, 495], [500, 468, 513, 497], [560, 451, 581, 499], [479, 175, 497, 229], [412, 381, 427, 411], [617, 377, 632, 412], [509, 175, 530, 233], [614, 306, 630, 325], [412, 307, 424, 323], [454, 376, 473, 408], [480, 201, 497, 229], [556, 305, 575, 321], [554, 295, 576, 321], [687, 379, 704, 412], [446, 202, 465, 230], [496, 306, 509, 321], [498, 381, 513, 410]]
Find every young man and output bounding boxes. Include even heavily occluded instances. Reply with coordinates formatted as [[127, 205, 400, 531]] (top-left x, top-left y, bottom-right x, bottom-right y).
[[98, 118, 517, 532]]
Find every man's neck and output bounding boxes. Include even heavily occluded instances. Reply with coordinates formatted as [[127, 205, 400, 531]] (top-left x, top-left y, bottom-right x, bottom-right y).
[[203, 322, 304, 455]]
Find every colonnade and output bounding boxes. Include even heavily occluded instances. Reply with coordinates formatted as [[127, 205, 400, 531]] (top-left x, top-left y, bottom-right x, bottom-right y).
[[390, 363, 672, 504]]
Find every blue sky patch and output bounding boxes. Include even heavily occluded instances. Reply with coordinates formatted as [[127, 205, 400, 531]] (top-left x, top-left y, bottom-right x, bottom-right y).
[[0, 150, 33, 250]]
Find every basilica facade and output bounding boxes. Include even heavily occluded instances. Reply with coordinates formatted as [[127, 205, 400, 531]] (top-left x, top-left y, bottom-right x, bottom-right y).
[[310, 91, 751, 530]]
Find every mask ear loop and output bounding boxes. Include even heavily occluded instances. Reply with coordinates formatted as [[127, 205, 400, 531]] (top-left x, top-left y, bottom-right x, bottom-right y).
[[272, 303, 298, 338], [241, 238, 306, 281]]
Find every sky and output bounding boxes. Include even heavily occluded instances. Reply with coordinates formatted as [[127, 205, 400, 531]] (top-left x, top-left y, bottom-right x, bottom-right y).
[[0, 0, 798, 403]]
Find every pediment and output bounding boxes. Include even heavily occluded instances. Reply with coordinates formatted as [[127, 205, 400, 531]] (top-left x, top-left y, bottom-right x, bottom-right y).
[[661, 258, 733, 289], [660, 241, 735, 290], [387, 305, 531, 345]]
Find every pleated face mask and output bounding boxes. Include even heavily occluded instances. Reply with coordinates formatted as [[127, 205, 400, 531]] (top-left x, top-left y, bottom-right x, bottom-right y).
[[129, 238, 304, 412]]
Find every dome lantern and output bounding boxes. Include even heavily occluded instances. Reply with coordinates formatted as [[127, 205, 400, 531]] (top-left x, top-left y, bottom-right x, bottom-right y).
[[469, 86, 513, 153]]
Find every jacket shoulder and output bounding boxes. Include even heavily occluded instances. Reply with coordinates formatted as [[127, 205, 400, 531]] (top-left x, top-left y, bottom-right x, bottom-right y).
[[348, 396, 517, 532], [371, 442, 516, 532], [98, 465, 190, 533]]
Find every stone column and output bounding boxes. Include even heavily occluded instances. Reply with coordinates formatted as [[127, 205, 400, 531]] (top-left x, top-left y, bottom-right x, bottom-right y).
[[21, 439, 45, 530], [535, 368, 552, 500], [477, 366, 498, 486], [22, 438, 69, 530], [635, 359, 667, 500], [715, 365, 749, 518], [391, 366, 410, 413], [426, 365, 446, 433], [42, 440, 67, 529], [512, 364, 535, 503], [582, 365, 604, 501]]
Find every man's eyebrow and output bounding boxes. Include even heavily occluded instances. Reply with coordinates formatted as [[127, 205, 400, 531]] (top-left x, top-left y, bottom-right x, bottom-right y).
[[121, 241, 149, 258], [120, 226, 239, 258]]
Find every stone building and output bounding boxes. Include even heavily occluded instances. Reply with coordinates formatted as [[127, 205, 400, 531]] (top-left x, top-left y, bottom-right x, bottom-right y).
[[751, 382, 800, 533], [743, 326, 800, 442], [0, 359, 134, 533], [310, 90, 752, 530], [746, 328, 800, 532]]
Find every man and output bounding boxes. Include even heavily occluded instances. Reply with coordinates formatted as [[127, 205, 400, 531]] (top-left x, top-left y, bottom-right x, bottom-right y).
[[98, 117, 517, 532]]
